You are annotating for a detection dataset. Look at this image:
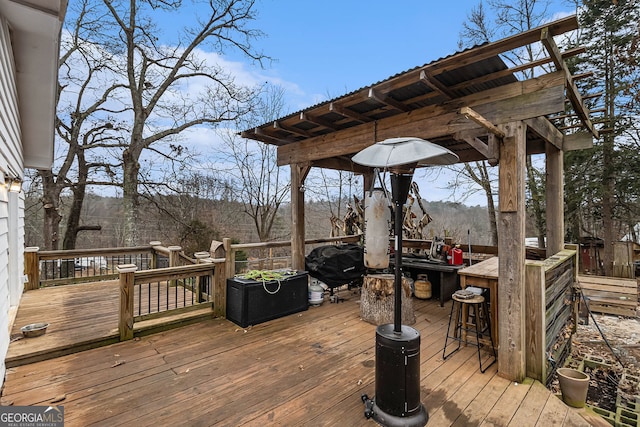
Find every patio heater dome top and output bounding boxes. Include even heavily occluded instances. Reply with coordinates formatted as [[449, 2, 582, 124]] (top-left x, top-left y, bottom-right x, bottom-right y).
[[351, 137, 459, 169]]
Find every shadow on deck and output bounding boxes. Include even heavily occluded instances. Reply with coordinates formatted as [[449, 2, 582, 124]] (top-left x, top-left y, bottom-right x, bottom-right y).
[[2, 284, 605, 426]]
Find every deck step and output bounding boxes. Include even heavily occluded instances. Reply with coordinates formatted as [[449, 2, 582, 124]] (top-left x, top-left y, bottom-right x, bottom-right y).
[[578, 275, 638, 318]]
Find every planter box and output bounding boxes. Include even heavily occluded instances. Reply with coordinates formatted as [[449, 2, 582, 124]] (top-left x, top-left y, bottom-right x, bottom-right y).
[[226, 271, 309, 328]]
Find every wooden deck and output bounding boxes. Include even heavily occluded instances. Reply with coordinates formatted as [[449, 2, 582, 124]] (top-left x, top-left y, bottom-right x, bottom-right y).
[[2, 283, 606, 426], [6, 281, 211, 367]]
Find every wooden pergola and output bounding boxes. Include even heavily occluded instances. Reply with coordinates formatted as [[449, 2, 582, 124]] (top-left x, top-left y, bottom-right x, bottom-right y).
[[241, 15, 599, 382]]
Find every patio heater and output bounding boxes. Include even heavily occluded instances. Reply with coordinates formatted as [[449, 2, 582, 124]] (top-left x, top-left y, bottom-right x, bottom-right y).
[[353, 137, 458, 427]]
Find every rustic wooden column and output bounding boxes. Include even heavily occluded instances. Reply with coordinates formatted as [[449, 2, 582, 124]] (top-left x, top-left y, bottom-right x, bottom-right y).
[[546, 142, 564, 256], [168, 245, 182, 267], [194, 251, 210, 303], [363, 170, 375, 193], [223, 237, 235, 279], [118, 264, 138, 341], [291, 163, 310, 271], [214, 262, 226, 318], [497, 121, 527, 381], [149, 241, 162, 269], [24, 247, 40, 291]]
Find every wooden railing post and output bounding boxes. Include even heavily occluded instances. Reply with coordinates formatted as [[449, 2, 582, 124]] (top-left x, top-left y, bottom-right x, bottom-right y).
[[149, 241, 162, 269], [525, 261, 545, 382], [223, 238, 234, 279], [214, 262, 226, 318], [168, 245, 181, 267], [118, 264, 138, 341], [168, 245, 182, 287], [194, 251, 211, 303], [24, 247, 40, 291]]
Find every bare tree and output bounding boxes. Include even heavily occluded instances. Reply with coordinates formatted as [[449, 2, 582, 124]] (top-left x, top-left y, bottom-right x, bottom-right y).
[[42, 0, 126, 250], [458, 0, 553, 248], [219, 84, 290, 242], [102, 0, 266, 245]]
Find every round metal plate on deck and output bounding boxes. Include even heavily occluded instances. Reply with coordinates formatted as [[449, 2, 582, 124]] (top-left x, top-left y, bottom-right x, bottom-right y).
[[21, 323, 49, 338]]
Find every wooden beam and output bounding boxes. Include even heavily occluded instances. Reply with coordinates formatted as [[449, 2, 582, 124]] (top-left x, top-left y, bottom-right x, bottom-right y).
[[540, 27, 599, 139], [548, 107, 605, 121], [299, 112, 340, 130], [329, 102, 372, 123], [240, 129, 289, 146], [563, 132, 593, 151], [573, 71, 594, 80], [454, 132, 490, 158], [488, 134, 500, 166], [497, 121, 527, 382], [273, 121, 314, 138], [278, 72, 565, 165], [524, 116, 563, 150], [422, 15, 578, 76], [446, 45, 586, 94], [291, 163, 310, 271], [419, 70, 456, 99], [459, 107, 506, 138], [525, 261, 546, 381], [368, 88, 411, 112], [311, 157, 371, 173], [546, 143, 564, 256]]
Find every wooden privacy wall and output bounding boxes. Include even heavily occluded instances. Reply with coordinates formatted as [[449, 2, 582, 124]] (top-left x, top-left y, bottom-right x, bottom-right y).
[[525, 246, 579, 385]]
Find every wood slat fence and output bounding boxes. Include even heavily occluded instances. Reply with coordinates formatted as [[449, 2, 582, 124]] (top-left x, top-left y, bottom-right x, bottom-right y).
[[525, 245, 579, 386]]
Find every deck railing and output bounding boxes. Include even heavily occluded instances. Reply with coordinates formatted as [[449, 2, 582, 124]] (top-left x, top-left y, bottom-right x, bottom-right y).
[[23, 242, 185, 289], [117, 257, 225, 340], [222, 234, 362, 278]]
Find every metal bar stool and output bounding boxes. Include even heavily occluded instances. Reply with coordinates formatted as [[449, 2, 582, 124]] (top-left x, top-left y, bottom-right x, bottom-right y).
[[443, 290, 497, 373]]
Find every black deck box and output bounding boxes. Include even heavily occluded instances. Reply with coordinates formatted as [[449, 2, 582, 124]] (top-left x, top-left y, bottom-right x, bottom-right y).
[[226, 271, 309, 328]]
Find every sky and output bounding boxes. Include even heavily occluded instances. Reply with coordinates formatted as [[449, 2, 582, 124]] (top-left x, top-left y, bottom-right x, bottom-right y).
[[104, 0, 576, 206]]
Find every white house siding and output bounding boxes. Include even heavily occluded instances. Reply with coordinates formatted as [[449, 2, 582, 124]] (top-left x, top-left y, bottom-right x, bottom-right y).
[[0, 15, 25, 389]]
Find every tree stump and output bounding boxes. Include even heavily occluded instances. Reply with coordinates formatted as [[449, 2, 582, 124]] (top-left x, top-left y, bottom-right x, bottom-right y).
[[360, 274, 415, 325]]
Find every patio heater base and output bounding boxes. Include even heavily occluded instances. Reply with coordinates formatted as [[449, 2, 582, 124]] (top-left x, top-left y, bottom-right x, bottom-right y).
[[361, 324, 428, 427]]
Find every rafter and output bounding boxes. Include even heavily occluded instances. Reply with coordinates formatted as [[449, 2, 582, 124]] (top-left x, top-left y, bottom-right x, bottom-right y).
[[419, 70, 456, 99], [540, 26, 599, 138], [329, 102, 372, 123], [524, 117, 563, 150], [273, 121, 314, 138], [368, 88, 411, 112], [299, 112, 340, 130], [240, 129, 289, 146], [278, 74, 565, 165], [454, 132, 490, 158], [459, 107, 506, 138]]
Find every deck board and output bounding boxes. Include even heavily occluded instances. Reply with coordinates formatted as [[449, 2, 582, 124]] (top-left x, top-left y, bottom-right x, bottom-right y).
[[2, 283, 598, 426], [6, 280, 207, 366]]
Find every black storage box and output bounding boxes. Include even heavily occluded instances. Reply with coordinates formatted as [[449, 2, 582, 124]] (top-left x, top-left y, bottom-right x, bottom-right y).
[[226, 271, 309, 328]]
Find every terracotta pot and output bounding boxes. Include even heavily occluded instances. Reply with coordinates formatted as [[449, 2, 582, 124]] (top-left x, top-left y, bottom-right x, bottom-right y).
[[557, 367, 590, 408]]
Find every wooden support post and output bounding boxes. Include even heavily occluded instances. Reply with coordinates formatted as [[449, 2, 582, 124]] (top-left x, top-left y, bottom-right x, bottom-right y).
[[24, 247, 40, 291], [214, 262, 226, 318], [118, 264, 138, 341], [194, 252, 210, 303], [168, 246, 181, 288], [525, 261, 546, 382], [497, 121, 527, 382], [168, 245, 182, 267], [291, 163, 310, 271], [149, 241, 162, 269], [565, 243, 580, 333], [546, 142, 564, 256], [223, 237, 235, 279], [363, 170, 375, 193]]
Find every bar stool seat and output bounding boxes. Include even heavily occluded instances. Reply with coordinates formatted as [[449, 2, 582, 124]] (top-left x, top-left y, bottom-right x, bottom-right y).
[[443, 292, 497, 373]]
